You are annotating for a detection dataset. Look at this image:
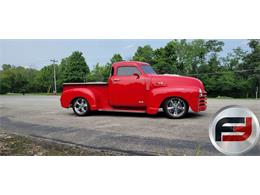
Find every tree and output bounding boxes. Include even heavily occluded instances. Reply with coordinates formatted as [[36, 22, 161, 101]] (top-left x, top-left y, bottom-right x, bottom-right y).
[[0, 64, 13, 94], [24, 68, 39, 92], [153, 41, 179, 74], [60, 51, 90, 83], [0, 68, 11, 94], [87, 54, 123, 82], [197, 55, 221, 97], [132, 45, 154, 64], [110, 54, 123, 64], [0, 77, 10, 94], [153, 39, 209, 75], [205, 40, 224, 53], [188, 40, 208, 73], [102, 54, 123, 81], [192, 40, 224, 97], [1, 39, 259, 98], [58, 57, 69, 88], [87, 63, 107, 82], [35, 65, 57, 93], [0, 64, 39, 94], [243, 39, 260, 97], [222, 47, 247, 70], [2, 64, 11, 70]]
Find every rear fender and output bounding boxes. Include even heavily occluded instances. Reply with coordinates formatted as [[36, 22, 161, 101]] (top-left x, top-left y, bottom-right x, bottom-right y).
[[146, 87, 199, 114], [60, 88, 97, 110]]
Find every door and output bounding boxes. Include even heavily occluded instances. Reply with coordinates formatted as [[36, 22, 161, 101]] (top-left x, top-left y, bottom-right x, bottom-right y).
[[109, 66, 146, 107]]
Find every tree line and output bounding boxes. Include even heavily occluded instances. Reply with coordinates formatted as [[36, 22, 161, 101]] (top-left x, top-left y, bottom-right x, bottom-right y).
[[0, 39, 259, 98]]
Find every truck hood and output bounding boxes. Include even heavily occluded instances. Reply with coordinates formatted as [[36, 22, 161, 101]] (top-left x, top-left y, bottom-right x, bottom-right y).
[[151, 74, 205, 90]]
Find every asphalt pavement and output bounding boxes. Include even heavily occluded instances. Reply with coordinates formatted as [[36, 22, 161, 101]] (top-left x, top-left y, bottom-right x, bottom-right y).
[[0, 95, 259, 155]]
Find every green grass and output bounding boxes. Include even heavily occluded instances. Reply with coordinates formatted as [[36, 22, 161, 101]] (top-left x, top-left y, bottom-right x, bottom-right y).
[[194, 145, 202, 156]]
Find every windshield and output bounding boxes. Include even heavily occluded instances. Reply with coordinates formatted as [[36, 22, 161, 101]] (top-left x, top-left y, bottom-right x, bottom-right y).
[[141, 65, 157, 74]]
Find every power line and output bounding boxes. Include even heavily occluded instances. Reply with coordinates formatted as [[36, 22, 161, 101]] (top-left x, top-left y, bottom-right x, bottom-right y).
[[185, 68, 260, 76]]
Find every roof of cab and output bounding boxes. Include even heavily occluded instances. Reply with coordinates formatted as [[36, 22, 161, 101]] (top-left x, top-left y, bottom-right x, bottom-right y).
[[112, 61, 150, 67]]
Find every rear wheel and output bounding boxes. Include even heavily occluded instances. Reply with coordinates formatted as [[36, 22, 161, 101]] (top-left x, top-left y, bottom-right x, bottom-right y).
[[72, 97, 90, 116], [163, 97, 188, 119]]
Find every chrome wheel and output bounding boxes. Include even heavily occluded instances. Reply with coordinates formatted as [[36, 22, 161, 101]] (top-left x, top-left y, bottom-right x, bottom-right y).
[[163, 97, 188, 118], [73, 98, 89, 116]]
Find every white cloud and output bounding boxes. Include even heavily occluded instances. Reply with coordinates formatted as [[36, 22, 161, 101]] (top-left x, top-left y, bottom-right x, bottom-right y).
[[124, 44, 135, 49]]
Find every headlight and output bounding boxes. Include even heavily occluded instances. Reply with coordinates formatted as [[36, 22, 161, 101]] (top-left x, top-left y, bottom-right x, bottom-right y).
[[199, 88, 203, 97]]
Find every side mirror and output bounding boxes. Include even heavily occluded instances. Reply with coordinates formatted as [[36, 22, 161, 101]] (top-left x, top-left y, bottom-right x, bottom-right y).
[[133, 72, 140, 79]]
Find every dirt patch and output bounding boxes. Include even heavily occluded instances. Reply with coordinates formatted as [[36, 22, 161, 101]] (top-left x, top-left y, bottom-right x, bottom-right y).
[[0, 130, 126, 156]]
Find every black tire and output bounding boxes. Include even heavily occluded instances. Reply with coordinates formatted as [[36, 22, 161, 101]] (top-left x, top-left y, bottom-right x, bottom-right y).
[[163, 97, 188, 119], [72, 97, 90, 116]]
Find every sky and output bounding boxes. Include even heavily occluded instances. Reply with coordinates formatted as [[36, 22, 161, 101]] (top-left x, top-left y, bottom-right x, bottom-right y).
[[0, 39, 250, 70]]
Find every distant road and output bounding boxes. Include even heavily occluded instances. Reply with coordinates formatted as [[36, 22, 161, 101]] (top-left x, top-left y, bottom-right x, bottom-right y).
[[0, 95, 259, 155]]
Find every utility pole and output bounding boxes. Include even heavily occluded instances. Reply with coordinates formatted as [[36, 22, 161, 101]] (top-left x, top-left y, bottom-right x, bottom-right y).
[[50, 59, 58, 95]]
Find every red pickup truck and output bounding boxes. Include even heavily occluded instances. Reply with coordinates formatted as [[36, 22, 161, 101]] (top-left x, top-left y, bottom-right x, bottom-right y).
[[60, 61, 207, 118]]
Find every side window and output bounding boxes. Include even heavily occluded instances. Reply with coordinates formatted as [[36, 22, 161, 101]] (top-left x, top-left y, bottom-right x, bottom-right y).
[[117, 66, 141, 76]]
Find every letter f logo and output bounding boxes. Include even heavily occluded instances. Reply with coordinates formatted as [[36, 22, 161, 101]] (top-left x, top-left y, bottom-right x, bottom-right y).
[[215, 117, 252, 142], [209, 106, 259, 155]]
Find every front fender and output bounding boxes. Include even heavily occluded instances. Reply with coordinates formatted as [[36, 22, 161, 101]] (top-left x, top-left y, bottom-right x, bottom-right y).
[[146, 86, 199, 114], [60, 88, 97, 110]]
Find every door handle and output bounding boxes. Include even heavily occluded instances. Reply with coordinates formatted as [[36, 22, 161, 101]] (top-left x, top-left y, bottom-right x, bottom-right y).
[[113, 78, 120, 82]]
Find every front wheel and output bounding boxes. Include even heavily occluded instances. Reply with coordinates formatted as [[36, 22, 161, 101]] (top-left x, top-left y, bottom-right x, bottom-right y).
[[72, 97, 90, 116], [163, 97, 188, 119]]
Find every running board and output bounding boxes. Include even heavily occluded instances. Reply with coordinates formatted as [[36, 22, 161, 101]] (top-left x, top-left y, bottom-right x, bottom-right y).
[[97, 109, 146, 113]]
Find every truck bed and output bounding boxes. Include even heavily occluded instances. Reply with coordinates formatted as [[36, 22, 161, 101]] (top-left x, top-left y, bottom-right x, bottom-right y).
[[61, 82, 109, 109]]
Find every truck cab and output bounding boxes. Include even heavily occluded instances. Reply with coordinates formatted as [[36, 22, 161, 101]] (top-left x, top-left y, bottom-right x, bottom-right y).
[[108, 62, 152, 107], [61, 61, 207, 118]]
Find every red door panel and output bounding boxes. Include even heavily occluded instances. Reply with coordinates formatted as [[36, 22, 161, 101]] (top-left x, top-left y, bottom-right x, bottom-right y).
[[109, 75, 146, 107]]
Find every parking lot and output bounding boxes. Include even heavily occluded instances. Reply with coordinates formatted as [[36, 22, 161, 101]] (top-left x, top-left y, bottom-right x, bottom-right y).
[[0, 95, 259, 155]]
